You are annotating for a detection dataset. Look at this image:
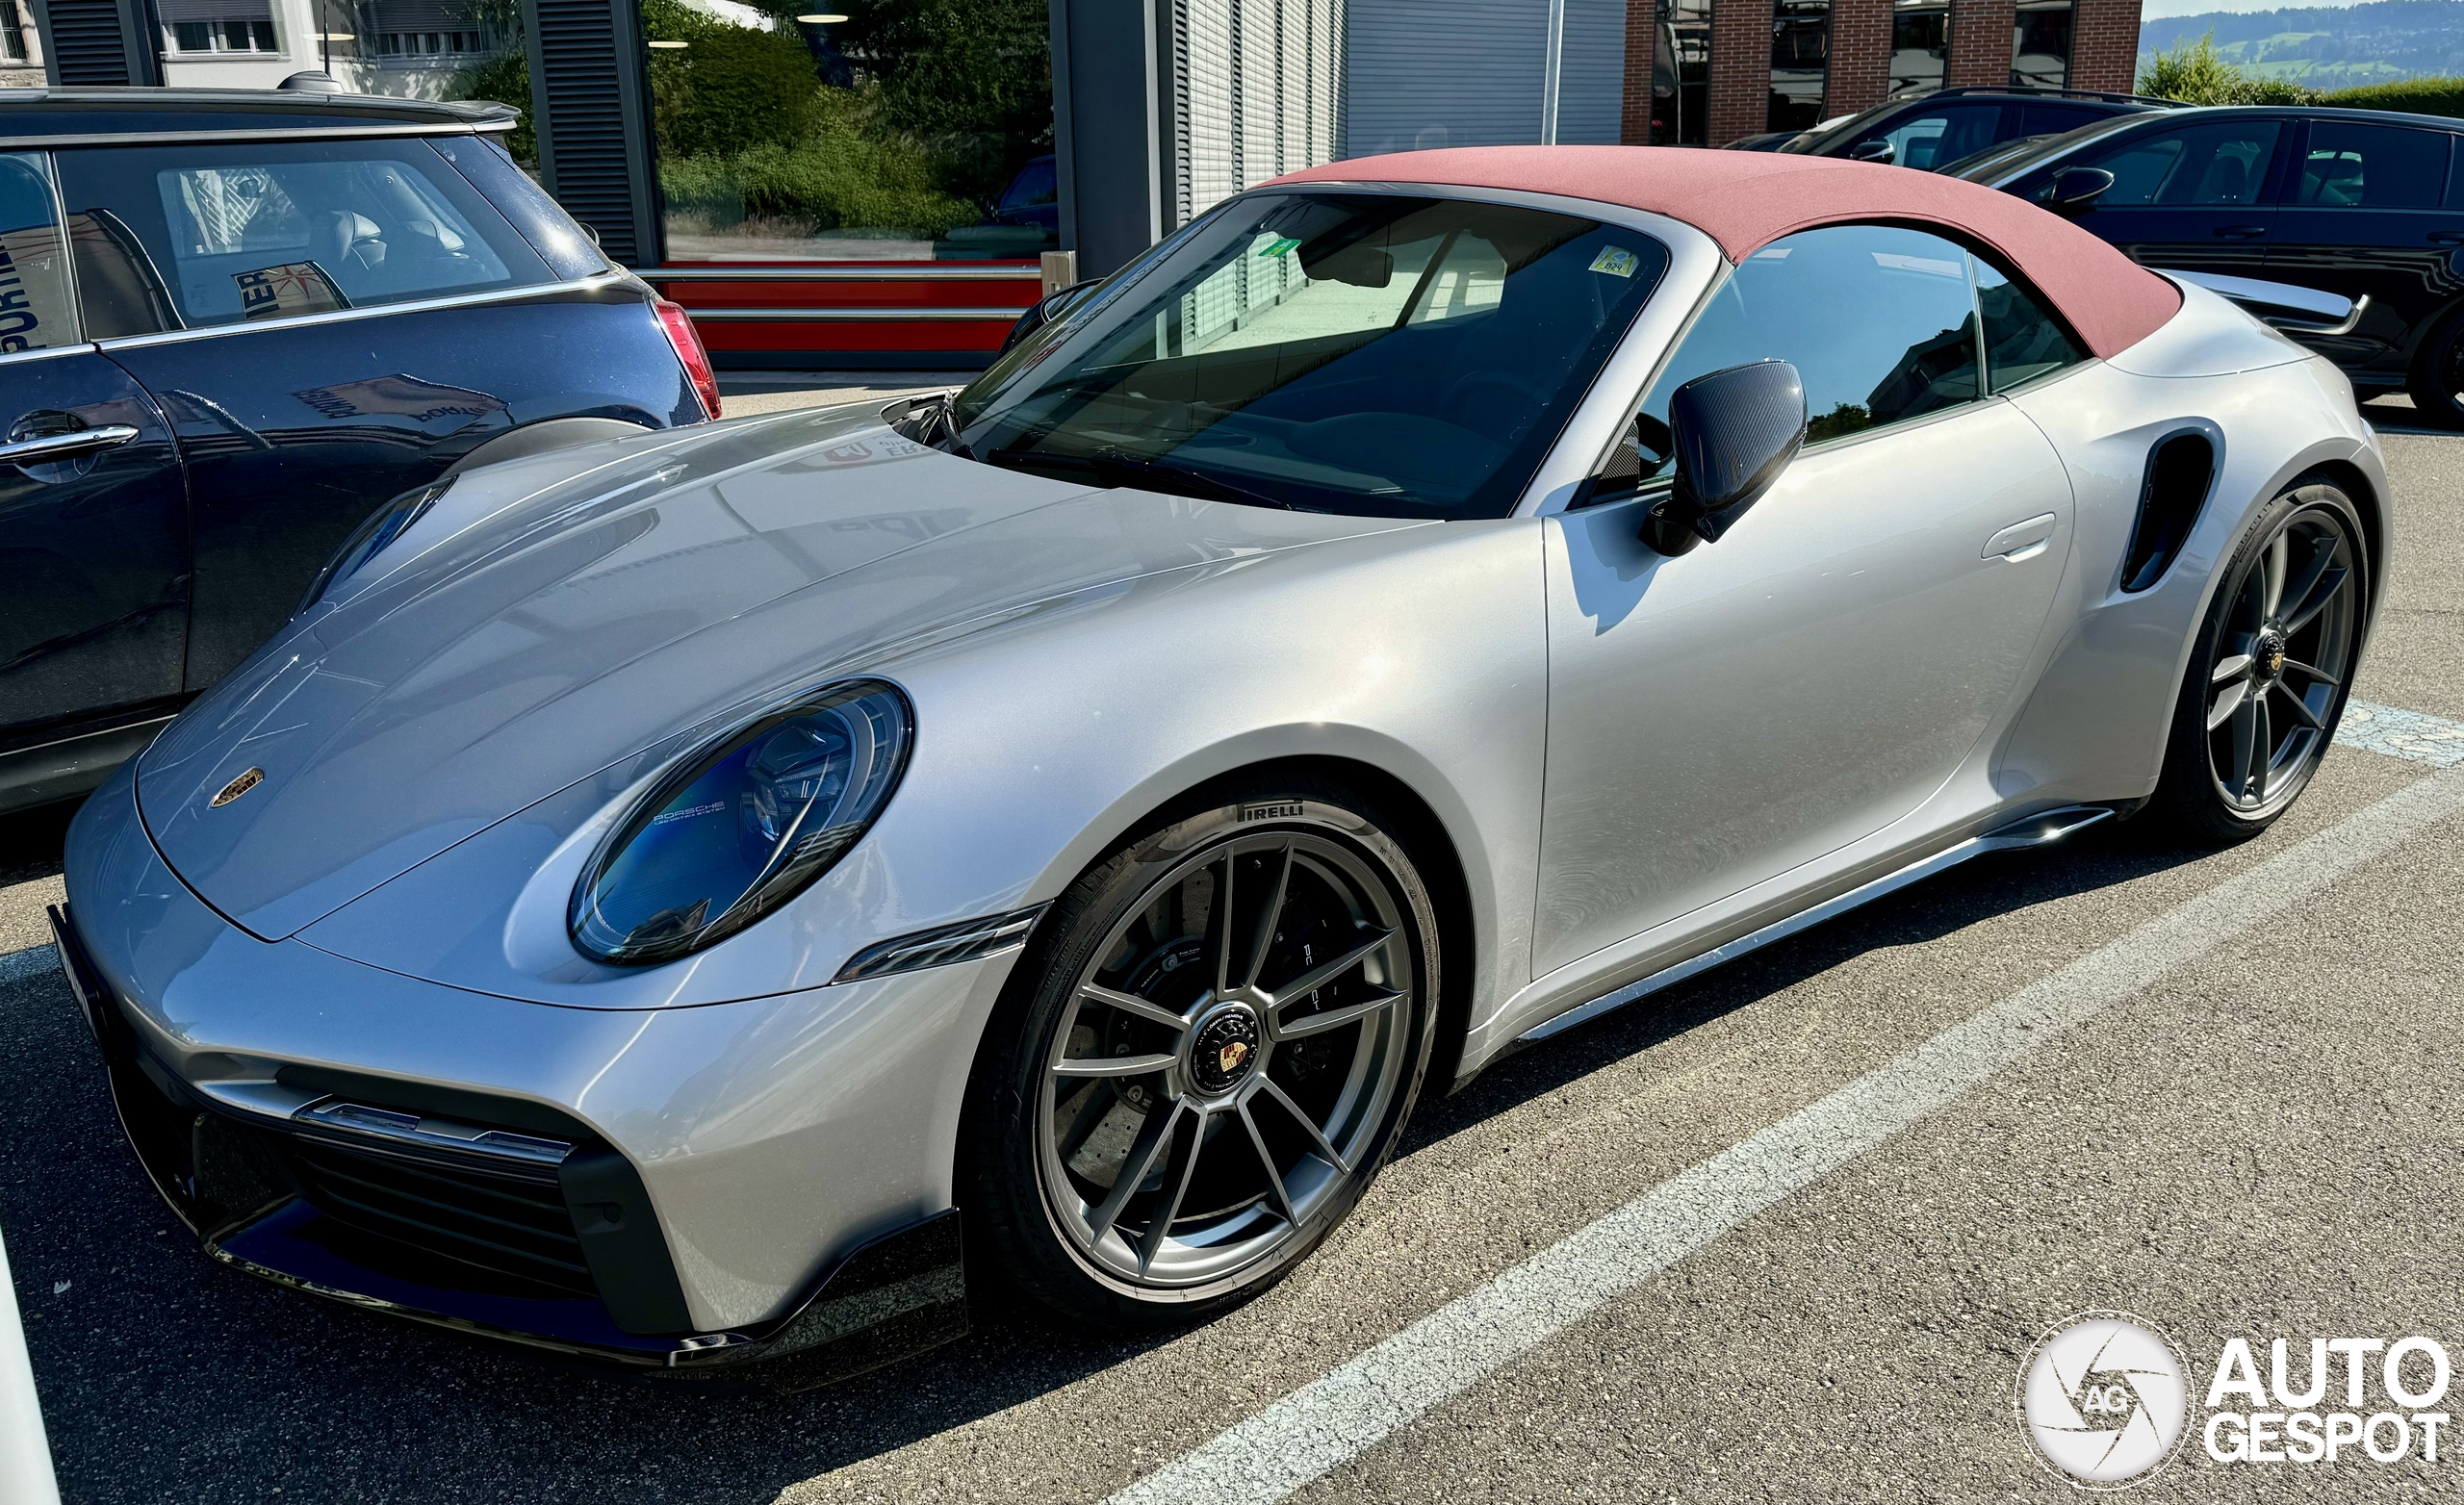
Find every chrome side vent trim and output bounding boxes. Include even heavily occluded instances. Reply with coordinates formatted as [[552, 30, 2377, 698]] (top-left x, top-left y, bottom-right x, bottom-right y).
[[293, 1100, 577, 1168], [834, 905, 1049, 983]]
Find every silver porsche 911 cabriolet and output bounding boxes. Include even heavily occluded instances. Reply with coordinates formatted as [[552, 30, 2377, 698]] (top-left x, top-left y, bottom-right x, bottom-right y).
[[55, 146, 2384, 1387]]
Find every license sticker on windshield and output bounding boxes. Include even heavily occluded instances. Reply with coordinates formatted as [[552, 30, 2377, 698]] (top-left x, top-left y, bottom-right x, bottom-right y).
[[1589, 246, 1639, 278], [1258, 235, 1303, 259]]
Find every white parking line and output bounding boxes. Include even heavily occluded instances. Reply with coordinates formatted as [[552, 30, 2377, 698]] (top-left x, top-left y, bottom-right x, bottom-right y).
[[2338, 700, 2464, 766], [1109, 761, 2464, 1505]]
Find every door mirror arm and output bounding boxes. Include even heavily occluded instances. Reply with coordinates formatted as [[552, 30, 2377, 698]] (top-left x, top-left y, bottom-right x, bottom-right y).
[[1641, 360, 1808, 555]]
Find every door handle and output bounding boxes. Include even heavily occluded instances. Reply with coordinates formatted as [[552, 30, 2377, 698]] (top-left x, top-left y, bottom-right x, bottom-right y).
[[0, 424, 140, 468], [2212, 225, 2268, 239], [1983, 512, 2058, 563], [2430, 230, 2464, 243]]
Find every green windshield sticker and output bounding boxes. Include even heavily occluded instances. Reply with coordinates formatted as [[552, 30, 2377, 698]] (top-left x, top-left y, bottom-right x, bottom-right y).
[[1589, 246, 1640, 279], [1259, 236, 1303, 258]]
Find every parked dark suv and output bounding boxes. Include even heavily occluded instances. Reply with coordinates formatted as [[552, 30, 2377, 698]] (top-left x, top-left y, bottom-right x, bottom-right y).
[[0, 89, 719, 813], [1952, 105, 2464, 426], [1756, 87, 2172, 171]]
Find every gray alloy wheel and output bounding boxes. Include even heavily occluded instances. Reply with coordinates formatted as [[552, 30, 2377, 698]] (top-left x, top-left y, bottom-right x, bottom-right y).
[[967, 778, 1438, 1326], [2155, 481, 2368, 842]]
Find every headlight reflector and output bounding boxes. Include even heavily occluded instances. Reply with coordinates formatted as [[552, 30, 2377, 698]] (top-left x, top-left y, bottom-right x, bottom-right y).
[[570, 679, 913, 965]]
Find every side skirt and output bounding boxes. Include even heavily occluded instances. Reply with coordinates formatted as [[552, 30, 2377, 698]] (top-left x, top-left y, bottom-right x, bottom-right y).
[[1515, 804, 2117, 1045]]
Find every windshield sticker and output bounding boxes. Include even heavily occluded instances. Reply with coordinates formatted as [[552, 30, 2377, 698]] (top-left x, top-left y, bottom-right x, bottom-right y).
[[1589, 246, 1640, 278], [1258, 236, 1303, 259], [236, 261, 350, 319]]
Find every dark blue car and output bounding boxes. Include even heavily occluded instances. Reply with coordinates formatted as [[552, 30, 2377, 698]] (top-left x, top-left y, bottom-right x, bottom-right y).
[[0, 89, 718, 813]]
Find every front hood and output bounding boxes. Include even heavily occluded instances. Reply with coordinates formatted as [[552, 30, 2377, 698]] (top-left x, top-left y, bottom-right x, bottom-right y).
[[139, 407, 1419, 940]]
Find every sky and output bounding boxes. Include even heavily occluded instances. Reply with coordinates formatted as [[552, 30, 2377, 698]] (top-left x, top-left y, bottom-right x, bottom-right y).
[[2139, 0, 2365, 16]]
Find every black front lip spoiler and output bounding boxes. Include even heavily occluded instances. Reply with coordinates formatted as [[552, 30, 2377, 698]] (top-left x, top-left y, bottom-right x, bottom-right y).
[[50, 902, 968, 1391]]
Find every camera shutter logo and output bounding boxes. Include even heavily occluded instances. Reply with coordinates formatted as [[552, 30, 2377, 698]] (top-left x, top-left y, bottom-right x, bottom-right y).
[[2015, 1313, 2192, 1489]]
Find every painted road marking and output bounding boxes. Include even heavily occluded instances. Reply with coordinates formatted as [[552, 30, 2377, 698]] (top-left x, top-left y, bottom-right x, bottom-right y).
[[1108, 762, 2464, 1505], [2337, 700, 2464, 766]]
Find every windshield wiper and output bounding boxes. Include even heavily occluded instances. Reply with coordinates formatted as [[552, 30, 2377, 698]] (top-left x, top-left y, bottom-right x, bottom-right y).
[[980, 446, 1301, 511]]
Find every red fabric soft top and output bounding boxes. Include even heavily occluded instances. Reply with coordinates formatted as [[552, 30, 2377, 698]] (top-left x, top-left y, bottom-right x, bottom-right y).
[[1266, 145, 2180, 361]]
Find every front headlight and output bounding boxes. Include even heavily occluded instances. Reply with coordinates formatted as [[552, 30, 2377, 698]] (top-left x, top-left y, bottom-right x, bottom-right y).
[[569, 679, 913, 965]]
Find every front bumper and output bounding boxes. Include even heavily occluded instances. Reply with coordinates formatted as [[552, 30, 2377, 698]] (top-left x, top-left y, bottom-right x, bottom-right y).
[[56, 763, 1015, 1387]]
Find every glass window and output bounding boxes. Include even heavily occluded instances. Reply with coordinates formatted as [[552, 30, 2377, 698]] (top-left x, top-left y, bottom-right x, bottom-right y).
[[1871, 103, 2004, 172], [0, 153, 78, 354], [2012, 0, 2073, 89], [2017, 103, 2101, 138], [1975, 255, 2084, 392], [1770, 1, 1831, 135], [946, 193, 1669, 520], [2295, 121, 2451, 209], [630, 3, 1056, 263], [1657, 0, 1715, 147], [1891, 0, 1950, 95], [2083, 120, 2280, 207], [1610, 225, 1998, 489], [160, 0, 280, 54], [55, 140, 552, 336]]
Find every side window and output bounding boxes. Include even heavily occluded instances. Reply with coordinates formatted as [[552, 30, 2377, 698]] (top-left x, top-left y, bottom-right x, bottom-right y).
[[1974, 254, 2084, 392], [1870, 104, 2003, 171], [2017, 103, 2103, 139], [2295, 121, 2451, 209], [0, 153, 77, 353], [2081, 120, 2281, 208], [55, 139, 553, 336], [1597, 226, 2084, 494]]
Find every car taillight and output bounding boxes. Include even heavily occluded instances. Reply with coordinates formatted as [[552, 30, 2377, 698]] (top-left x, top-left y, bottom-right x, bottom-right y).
[[653, 298, 722, 421]]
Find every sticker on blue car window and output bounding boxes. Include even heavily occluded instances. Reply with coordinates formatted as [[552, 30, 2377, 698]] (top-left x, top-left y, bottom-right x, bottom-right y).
[[235, 262, 350, 319], [1589, 246, 1640, 278]]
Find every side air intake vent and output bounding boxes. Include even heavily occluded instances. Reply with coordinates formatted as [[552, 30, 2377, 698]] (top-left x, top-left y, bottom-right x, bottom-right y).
[[2120, 431, 2216, 593]]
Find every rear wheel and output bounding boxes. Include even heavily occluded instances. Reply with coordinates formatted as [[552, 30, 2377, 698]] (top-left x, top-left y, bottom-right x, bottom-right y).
[[964, 775, 1438, 1328], [2404, 307, 2464, 429], [2150, 480, 2368, 844]]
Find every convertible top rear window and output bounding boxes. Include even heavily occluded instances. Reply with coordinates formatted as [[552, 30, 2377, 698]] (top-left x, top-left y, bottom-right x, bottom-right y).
[[947, 192, 1670, 520]]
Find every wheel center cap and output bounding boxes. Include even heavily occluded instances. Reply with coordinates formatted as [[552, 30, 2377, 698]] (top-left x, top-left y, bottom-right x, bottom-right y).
[[1188, 1005, 1262, 1095], [2254, 633, 2287, 680]]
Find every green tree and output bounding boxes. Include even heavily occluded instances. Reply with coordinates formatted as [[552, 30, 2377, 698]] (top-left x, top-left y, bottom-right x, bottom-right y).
[[831, 0, 1054, 202], [2139, 32, 2319, 105]]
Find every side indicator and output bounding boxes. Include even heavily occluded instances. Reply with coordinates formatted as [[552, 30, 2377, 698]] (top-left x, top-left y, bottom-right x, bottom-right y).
[[211, 768, 266, 807]]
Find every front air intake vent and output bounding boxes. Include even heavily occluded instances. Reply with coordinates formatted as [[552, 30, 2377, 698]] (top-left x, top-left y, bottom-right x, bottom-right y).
[[2120, 431, 2217, 593], [283, 1127, 599, 1299]]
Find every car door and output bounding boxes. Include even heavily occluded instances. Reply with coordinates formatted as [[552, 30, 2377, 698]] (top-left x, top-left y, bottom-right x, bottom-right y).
[[2059, 115, 2288, 279], [54, 134, 694, 690], [1533, 224, 2082, 977], [2266, 116, 2463, 384], [0, 151, 190, 764]]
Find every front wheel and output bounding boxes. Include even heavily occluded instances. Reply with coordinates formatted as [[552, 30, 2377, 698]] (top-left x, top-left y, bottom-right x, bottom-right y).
[[2150, 480, 2369, 844], [964, 775, 1439, 1328]]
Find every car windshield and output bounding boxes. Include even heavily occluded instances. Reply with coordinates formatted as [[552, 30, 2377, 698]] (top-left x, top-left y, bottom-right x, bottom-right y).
[[943, 192, 1670, 519], [1943, 112, 2147, 185]]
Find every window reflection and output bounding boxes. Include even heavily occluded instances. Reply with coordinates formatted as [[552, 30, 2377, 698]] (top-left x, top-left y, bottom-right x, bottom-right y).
[[1890, 0, 1948, 95], [2012, 0, 2071, 89], [1769, 0, 1829, 135], [1656, 0, 1714, 147]]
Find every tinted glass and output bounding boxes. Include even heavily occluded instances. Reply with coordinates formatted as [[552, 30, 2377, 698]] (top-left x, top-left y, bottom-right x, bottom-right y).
[[2018, 103, 2103, 137], [0, 152, 75, 353], [947, 193, 1669, 520], [1624, 224, 1983, 480], [2085, 120, 2280, 207], [2295, 121, 2451, 209], [56, 139, 552, 336], [1872, 104, 2004, 170], [1975, 255, 2084, 392]]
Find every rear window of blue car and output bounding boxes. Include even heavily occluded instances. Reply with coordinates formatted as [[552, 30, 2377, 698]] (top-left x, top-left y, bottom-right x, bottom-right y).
[[56, 138, 556, 338]]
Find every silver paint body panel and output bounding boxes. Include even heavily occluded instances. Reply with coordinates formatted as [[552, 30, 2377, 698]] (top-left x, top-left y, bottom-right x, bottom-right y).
[[64, 212, 2387, 1332]]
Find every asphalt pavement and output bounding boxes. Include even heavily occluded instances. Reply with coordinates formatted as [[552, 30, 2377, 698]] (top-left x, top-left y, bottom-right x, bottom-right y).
[[1, 398, 2459, 1503]]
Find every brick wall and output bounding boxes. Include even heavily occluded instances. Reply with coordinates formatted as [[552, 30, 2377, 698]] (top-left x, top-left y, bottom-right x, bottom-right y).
[[1946, 0, 2017, 87], [1708, 0, 1775, 143], [1623, 0, 1657, 142], [1827, 0, 1893, 118], [2070, 0, 2141, 93]]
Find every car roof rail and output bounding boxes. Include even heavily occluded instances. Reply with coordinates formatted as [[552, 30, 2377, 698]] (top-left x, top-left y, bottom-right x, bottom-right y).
[[1887, 85, 2182, 108]]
